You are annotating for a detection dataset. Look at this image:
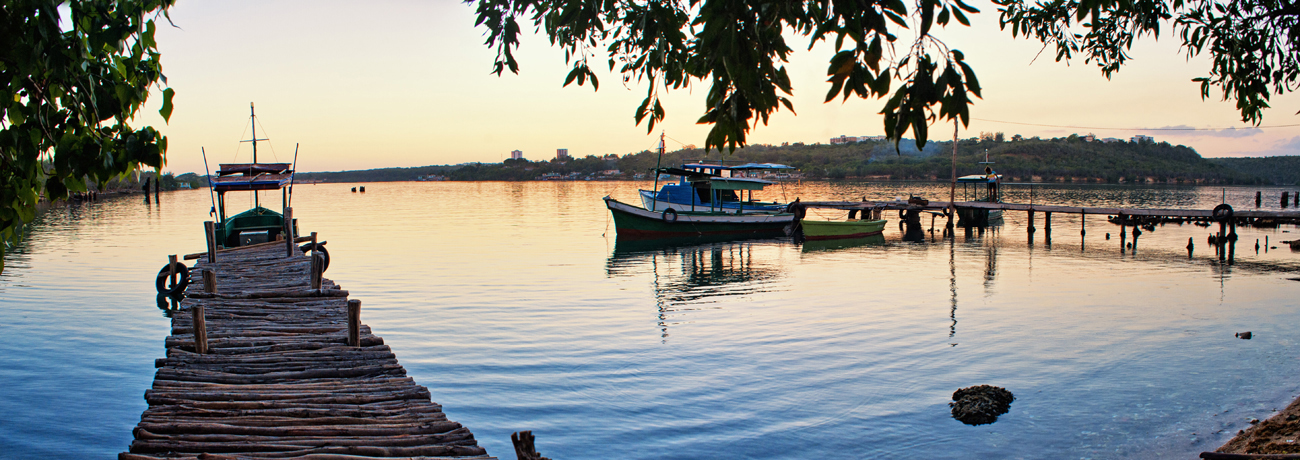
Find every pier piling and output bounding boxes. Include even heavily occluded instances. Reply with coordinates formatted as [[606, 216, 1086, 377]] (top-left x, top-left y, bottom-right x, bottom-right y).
[[348, 299, 362, 347], [204, 221, 218, 263], [284, 207, 295, 257], [123, 241, 492, 459]]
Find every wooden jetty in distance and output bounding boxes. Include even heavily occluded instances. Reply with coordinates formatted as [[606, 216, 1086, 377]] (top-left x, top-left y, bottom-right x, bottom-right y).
[[121, 236, 495, 460], [800, 199, 1300, 226]]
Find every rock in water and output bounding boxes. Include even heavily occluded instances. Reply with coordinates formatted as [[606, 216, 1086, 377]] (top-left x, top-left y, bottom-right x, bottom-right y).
[[1236, 331, 1253, 339], [950, 385, 1015, 425]]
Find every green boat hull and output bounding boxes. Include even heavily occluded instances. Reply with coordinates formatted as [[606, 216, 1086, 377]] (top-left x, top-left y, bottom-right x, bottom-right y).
[[605, 196, 793, 240], [799, 219, 887, 240]]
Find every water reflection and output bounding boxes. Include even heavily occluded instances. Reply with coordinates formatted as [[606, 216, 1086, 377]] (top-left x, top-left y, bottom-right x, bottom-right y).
[[801, 234, 886, 252], [607, 238, 786, 340]]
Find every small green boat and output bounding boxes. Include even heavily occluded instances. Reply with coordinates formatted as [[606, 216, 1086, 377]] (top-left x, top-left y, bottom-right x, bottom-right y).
[[207, 104, 298, 248], [799, 218, 887, 240]]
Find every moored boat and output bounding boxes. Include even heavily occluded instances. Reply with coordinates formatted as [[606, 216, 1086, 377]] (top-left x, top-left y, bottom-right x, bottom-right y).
[[604, 196, 794, 240], [955, 173, 1003, 227], [800, 218, 888, 241], [638, 162, 794, 214], [206, 103, 300, 248]]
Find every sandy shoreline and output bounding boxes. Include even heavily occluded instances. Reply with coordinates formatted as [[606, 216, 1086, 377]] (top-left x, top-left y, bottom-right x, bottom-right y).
[[1211, 393, 1300, 456]]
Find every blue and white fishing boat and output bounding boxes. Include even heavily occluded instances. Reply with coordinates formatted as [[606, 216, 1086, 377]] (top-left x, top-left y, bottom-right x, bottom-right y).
[[638, 162, 795, 214]]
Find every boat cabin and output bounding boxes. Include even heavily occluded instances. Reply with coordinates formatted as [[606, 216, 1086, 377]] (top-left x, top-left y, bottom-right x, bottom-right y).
[[211, 162, 297, 248], [956, 174, 1002, 203], [647, 162, 792, 213]]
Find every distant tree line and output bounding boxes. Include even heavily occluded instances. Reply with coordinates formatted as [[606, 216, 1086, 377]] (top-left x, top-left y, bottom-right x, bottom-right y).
[[276, 137, 1291, 185]]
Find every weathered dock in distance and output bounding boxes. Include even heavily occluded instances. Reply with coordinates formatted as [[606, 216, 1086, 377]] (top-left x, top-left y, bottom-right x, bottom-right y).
[[801, 199, 1300, 226], [120, 236, 495, 460]]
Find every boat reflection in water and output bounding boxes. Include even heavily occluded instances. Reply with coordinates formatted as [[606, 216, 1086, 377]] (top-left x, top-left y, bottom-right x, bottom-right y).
[[799, 234, 886, 252], [607, 237, 787, 340]]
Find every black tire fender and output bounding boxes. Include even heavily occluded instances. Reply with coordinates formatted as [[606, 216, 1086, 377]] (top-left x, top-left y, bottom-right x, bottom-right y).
[[662, 208, 678, 223], [300, 242, 331, 273], [1212, 203, 1234, 222], [155, 262, 191, 296]]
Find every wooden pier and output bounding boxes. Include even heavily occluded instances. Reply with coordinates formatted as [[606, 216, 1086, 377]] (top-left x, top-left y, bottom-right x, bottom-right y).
[[800, 199, 1300, 223], [121, 241, 495, 460]]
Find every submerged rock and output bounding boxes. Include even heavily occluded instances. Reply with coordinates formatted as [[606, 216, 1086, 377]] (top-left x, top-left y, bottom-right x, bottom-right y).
[[950, 385, 1015, 426]]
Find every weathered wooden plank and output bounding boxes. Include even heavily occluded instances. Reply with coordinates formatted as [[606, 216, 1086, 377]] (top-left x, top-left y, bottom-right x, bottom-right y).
[[124, 242, 494, 459]]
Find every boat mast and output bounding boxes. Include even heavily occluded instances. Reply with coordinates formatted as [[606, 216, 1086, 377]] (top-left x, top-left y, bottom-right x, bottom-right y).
[[242, 102, 269, 208], [650, 132, 665, 212]]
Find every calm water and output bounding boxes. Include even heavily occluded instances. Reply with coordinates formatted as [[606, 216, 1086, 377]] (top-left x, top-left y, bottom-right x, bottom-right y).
[[3, 181, 1300, 459]]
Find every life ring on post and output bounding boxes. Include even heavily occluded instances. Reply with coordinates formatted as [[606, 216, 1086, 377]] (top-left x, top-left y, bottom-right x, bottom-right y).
[[662, 208, 678, 223], [299, 241, 331, 273], [155, 261, 191, 296], [1212, 204, 1234, 222]]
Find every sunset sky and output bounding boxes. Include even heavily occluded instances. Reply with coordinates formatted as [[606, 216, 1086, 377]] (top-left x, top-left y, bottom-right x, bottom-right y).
[[128, 0, 1300, 175]]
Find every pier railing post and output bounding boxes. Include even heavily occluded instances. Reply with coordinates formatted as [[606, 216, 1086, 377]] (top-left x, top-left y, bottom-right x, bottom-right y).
[[192, 305, 208, 354], [310, 232, 321, 290], [203, 270, 217, 294], [284, 207, 295, 257], [347, 299, 361, 347], [168, 255, 178, 287], [204, 221, 218, 263]]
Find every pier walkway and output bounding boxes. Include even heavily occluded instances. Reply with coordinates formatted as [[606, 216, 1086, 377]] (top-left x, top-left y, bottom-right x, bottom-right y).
[[802, 199, 1300, 220], [120, 241, 494, 460], [801, 199, 1300, 223]]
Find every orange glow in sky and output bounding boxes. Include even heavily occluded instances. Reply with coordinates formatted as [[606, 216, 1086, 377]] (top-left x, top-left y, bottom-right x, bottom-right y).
[[133, 1, 1300, 175]]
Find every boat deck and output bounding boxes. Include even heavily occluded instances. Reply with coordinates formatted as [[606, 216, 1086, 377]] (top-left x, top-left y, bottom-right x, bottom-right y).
[[120, 242, 494, 460]]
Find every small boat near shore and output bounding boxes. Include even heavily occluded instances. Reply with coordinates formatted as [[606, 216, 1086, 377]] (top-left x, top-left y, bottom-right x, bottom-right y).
[[800, 218, 888, 241]]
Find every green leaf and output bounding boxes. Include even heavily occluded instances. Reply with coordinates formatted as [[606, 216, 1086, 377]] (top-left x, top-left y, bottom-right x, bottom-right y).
[[159, 87, 175, 123]]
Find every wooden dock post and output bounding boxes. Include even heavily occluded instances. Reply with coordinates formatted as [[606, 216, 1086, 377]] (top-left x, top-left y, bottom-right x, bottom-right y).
[[203, 270, 216, 294], [167, 255, 178, 287], [204, 221, 218, 263], [1027, 209, 1036, 233], [192, 305, 208, 354], [1256, 191, 1262, 207], [309, 232, 321, 290], [1080, 211, 1086, 236], [347, 299, 361, 347], [284, 207, 295, 257], [1284, 192, 1290, 208]]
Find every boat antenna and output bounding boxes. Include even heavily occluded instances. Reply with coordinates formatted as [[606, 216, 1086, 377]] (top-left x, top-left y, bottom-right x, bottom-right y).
[[288, 143, 299, 208], [650, 132, 665, 212], [201, 146, 217, 219]]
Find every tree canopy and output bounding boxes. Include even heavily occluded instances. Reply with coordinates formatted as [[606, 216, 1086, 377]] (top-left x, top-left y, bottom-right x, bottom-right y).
[[468, 0, 1298, 152], [0, 0, 175, 272]]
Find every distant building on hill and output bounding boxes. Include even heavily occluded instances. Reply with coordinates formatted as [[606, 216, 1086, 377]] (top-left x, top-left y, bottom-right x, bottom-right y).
[[1082, 133, 1096, 142], [830, 135, 857, 144], [511, 150, 523, 160], [1100, 137, 1121, 143], [1131, 134, 1154, 143], [556, 148, 570, 160]]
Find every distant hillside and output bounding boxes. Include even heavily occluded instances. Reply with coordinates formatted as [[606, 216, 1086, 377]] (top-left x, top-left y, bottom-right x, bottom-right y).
[[287, 136, 1269, 184], [1211, 156, 1300, 185]]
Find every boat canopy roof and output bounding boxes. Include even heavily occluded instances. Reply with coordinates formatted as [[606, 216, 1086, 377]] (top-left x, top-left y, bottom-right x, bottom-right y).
[[956, 174, 1001, 183], [682, 162, 794, 171], [212, 163, 294, 192], [707, 177, 774, 190]]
